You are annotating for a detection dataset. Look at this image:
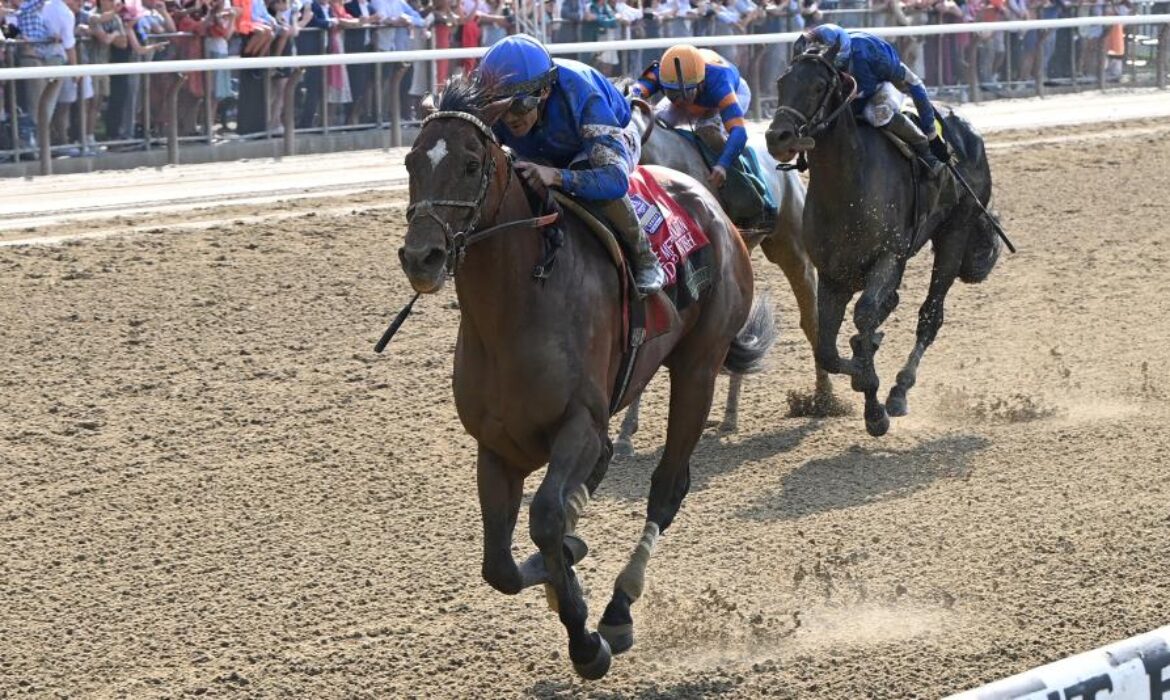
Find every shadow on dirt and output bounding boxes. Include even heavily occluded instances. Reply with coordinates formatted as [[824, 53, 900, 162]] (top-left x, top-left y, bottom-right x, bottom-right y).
[[737, 433, 990, 521], [598, 420, 824, 504], [528, 677, 739, 699]]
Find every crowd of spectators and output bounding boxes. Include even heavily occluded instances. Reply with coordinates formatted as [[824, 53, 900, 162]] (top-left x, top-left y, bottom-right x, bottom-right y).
[[0, 0, 1161, 157]]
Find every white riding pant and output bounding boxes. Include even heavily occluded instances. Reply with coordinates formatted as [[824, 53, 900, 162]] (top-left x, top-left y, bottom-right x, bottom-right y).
[[862, 81, 906, 128]]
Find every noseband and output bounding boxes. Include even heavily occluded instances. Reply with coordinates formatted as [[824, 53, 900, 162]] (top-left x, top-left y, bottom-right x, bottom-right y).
[[773, 52, 859, 140]]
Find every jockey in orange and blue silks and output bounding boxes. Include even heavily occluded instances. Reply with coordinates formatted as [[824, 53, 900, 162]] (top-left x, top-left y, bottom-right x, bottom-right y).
[[797, 24, 947, 176], [630, 45, 750, 190], [478, 34, 666, 295]]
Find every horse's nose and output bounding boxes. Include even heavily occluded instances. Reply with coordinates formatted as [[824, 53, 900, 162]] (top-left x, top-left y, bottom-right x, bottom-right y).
[[398, 243, 447, 291], [766, 127, 794, 153]]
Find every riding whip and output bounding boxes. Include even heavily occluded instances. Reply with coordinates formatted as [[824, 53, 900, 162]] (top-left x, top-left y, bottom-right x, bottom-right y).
[[946, 162, 1017, 254], [374, 292, 420, 354]]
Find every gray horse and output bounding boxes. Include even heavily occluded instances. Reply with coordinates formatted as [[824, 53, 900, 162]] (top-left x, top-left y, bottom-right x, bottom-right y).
[[614, 95, 844, 457]]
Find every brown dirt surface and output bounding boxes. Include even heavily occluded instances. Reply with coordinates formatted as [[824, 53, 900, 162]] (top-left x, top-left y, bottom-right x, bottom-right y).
[[2, 119, 1169, 699]]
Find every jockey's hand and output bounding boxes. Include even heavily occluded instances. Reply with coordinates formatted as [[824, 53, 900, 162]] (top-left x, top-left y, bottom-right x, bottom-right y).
[[929, 133, 950, 163], [708, 165, 728, 189], [515, 162, 562, 191]]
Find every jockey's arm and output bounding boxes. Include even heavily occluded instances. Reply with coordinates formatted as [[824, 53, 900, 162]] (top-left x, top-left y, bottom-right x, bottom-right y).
[[560, 96, 633, 201], [715, 93, 749, 172], [630, 64, 661, 99], [897, 63, 938, 138]]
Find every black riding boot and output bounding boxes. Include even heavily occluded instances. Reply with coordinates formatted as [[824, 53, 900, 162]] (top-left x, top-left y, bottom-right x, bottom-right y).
[[885, 112, 944, 178], [600, 196, 666, 297]]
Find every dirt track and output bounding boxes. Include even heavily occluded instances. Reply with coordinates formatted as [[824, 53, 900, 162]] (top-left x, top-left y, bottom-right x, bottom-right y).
[[2, 119, 1169, 698]]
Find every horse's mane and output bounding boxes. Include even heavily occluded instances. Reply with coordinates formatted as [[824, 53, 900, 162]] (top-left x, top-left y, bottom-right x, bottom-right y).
[[609, 76, 636, 97], [436, 74, 505, 120]]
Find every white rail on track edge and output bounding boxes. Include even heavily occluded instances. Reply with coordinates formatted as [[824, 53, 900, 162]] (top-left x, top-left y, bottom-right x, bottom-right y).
[[0, 15, 1166, 81], [946, 624, 1170, 700]]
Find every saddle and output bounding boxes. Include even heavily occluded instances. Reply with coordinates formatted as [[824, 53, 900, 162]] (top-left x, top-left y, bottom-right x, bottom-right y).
[[878, 110, 962, 257], [542, 168, 714, 414], [665, 122, 779, 234]]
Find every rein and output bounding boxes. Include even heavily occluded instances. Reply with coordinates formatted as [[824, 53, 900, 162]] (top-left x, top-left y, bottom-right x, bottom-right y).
[[405, 110, 559, 277], [774, 53, 858, 172]]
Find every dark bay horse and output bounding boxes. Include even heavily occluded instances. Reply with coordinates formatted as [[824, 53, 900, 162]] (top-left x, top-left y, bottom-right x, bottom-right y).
[[765, 47, 1002, 437], [397, 78, 773, 679], [613, 92, 846, 458]]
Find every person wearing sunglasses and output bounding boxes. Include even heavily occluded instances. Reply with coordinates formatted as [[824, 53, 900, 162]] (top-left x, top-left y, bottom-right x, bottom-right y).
[[479, 34, 666, 296], [630, 44, 750, 190]]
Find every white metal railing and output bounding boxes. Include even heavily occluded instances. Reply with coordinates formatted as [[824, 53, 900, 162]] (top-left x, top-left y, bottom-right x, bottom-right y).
[[2, 15, 1167, 175], [1, 16, 1166, 80]]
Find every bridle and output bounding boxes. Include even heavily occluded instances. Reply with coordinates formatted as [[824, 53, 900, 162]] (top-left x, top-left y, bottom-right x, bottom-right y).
[[773, 51, 859, 140], [405, 110, 558, 277]]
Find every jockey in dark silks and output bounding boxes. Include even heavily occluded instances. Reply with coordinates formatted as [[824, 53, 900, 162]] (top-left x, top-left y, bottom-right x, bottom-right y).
[[798, 24, 947, 176], [478, 34, 666, 295], [630, 44, 750, 190]]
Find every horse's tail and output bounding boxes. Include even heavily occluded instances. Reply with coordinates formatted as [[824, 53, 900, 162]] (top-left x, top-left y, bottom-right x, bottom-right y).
[[723, 294, 777, 375], [942, 110, 1003, 284], [960, 207, 1003, 284]]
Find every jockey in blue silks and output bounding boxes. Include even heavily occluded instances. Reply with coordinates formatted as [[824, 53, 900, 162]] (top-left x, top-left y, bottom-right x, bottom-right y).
[[799, 24, 947, 176], [478, 34, 666, 295]]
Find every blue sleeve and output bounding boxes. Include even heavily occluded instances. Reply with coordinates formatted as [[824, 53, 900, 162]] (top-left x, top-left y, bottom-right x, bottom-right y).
[[907, 81, 937, 136], [719, 126, 748, 171], [560, 95, 631, 201]]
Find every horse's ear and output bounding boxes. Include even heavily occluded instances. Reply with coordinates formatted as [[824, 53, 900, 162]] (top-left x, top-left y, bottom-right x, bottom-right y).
[[420, 93, 438, 118], [480, 97, 512, 127]]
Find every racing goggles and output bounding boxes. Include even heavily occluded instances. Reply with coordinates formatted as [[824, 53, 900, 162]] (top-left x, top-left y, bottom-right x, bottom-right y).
[[662, 84, 699, 103], [507, 91, 543, 115]]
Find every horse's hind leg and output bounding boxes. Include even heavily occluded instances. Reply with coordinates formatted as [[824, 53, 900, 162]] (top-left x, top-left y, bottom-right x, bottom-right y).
[[529, 408, 613, 679], [887, 249, 961, 417], [851, 254, 904, 437], [718, 372, 743, 433], [614, 397, 641, 458], [599, 350, 721, 655]]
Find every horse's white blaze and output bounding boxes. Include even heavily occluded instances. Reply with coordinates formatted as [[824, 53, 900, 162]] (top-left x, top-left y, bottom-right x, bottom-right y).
[[427, 139, 448, 169]]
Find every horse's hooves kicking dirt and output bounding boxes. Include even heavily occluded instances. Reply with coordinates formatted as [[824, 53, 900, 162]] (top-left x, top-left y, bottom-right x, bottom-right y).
[[573, 633, 613, 680], [787, 389, 854, 418]]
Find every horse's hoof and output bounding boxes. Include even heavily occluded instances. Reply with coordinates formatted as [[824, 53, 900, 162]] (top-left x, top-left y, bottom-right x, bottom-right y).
[[573, 633, 613, 680], [886, 391, 909, 417], [563, 533, 589, 566], [866, 413, 891, 437], [598, 621, 634, 655], [613, 439, 635, 459]]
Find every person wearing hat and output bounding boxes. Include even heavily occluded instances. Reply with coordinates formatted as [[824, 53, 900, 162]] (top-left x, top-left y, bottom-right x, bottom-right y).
[[629, 44, 749, 190], [798, 23, 947, 176], [478, 34, 666, 295]]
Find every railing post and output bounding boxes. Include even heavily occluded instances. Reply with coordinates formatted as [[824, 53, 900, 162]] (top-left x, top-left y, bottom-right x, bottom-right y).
[[284, 67, 304, 156], [263, 67, 272, 140], [166, 73, 187, 165], [37, 78, 59, 176], [1159, 24, 1169, 89], [374, 61, 384, 132], [76, 78, 88, 156], [1034, 31, 1047, 97], [7, 77, 19, 163], [967, 42, 982, 102], [205, 70, 215, 145], [143, 72, 152, 151], [1098, 26, 1108, 89], [389, 64, 407, 148]]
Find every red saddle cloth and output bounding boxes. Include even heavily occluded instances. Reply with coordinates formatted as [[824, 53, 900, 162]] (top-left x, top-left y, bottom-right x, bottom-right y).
[[627, 167, 715, 340]]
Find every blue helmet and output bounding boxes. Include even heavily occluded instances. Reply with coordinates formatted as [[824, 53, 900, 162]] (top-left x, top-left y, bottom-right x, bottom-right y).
[[802, 24, 852, 68], [479, 35, 558, 97]]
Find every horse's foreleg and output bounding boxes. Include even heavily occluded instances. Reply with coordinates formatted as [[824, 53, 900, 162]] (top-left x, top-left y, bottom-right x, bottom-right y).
[[760, 231, 840, 413], [477, 446, 536, 595], [887, 255, 959, 417], [614, 397, 641, 458], [813, 278, 855, 378], [852, 254, 904, 437], [530, 409, 612, 680], [600, 350, 720, 656]]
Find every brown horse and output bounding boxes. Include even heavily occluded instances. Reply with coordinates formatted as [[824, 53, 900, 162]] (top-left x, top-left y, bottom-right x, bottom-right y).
[[397, 78, 774, 680]]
